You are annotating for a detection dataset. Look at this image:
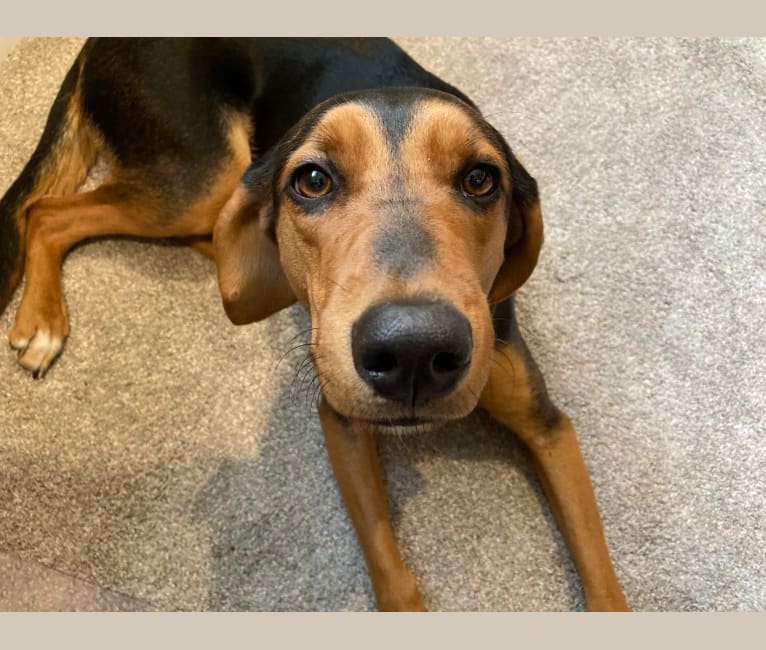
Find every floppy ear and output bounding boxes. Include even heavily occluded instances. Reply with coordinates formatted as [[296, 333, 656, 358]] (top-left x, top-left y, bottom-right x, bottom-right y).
[[488, 150, 544, 304], [213, 154, 297, 325]]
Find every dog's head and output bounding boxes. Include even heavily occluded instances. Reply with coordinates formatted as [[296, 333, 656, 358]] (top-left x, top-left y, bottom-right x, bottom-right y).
[[214, 88, 543, 432]]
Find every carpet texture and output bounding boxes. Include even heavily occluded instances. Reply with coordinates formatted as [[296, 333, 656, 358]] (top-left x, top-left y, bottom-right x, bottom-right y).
[[0, 551, 153, 611], [0, 37, 764, 611]]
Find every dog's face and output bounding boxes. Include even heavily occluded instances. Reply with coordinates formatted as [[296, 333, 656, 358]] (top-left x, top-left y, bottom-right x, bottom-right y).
[[214, 89, 543, 433]]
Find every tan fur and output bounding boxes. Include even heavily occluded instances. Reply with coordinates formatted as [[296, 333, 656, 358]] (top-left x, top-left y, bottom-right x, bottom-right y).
[[5, 78, 101, 308], [270, 99, 518, 423], [29, 55, 101, 202], [480, 343, 629, 611], [10, 111, 253, 375], [4, 41, 628, 613], [488, 200, 544, 303], [213, 183, 297, 324], [398, 102, 543, 306], [181, 235, 215, 259], [319, 400, 426, 611], [236, 95, 626, 611]]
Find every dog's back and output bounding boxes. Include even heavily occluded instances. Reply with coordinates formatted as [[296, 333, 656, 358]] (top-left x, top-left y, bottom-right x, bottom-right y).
[[0, 37, 472, 319]]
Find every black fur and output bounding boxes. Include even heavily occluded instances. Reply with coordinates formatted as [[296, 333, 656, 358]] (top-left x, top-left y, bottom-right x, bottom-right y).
[[0, 56, 80, 312], [492, 297, 562, 432], [0, 38, 473, 314], [1, 38, 532, 317], [245, 38, 472, 152]]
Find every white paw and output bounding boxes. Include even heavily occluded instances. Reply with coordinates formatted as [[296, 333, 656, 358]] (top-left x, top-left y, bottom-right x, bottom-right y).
[[11, 329, 64, 379]]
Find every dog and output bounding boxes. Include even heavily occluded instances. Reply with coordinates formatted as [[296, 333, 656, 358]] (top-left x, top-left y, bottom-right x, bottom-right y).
[[0, 38, 629, 611]]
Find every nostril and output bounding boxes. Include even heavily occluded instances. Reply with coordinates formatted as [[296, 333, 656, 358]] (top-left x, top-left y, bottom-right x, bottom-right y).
[[352, 300, 473, 405], [364, 351, 398, 375], [431, 351, 463, 375]]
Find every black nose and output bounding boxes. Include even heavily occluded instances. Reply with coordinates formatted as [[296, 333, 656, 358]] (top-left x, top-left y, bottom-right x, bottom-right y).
[[351, 301, 472, 407]]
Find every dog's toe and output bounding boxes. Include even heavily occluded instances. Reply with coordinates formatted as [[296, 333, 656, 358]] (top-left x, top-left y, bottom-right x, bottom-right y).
[[9, 332, 30, 352], [10, 298, 69, 377], [15, 329, 64, 378], [9, 319, 35, 352]]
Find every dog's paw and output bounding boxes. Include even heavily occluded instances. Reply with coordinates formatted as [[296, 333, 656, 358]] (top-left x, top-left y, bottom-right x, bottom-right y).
[[585, 592, 631, 612], [9, 310, 68, 379]]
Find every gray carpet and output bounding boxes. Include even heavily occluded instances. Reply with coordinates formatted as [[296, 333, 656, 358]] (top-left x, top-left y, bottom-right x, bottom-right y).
[[1, 37, 764, 611]]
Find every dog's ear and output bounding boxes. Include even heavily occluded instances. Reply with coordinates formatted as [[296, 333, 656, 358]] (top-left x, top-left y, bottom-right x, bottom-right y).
[[213, 153, 297, 325], [488, 148, 544, 304]]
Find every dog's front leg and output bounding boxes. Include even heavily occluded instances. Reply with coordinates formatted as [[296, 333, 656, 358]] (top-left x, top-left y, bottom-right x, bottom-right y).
[[318, 399, 427, 612], [479, 340, 629, 612]]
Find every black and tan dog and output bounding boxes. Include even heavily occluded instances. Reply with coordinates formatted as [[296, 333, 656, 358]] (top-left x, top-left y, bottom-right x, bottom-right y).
[[0, 38, 628, 611]]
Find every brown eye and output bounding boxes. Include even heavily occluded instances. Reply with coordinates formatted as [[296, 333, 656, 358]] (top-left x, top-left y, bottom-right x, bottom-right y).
[[462, 165, 497, 197], [293, 165, 332, 198]]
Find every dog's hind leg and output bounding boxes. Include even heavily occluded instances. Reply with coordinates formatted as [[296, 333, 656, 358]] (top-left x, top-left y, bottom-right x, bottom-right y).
[[10, 160, 245, 377], [10, 184, 175, 376], [0, 53, 97, 318]]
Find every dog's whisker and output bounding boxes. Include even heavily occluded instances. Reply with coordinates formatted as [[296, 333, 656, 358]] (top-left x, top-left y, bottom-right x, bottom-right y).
[[301, 363, 323, 407], [284, 326, 318, 346], [314, 376, 332, 407], [296, 360, 319, 401], [309, 377, 324, 409], [288, 349, 325, 402], [274, 341, 316, 373], [293, 353, 316, 380], [294, 366, 315, 395], [287, 356, 306, 401]]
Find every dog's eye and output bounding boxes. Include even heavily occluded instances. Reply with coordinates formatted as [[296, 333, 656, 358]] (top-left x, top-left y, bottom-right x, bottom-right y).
[[462, 165, 497, 197], [293, 165, 333, 198]]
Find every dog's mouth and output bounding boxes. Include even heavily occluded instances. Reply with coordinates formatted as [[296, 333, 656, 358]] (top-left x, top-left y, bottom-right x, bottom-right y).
[[362, 416, 444, 434], [369, 416, 431, 427]]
